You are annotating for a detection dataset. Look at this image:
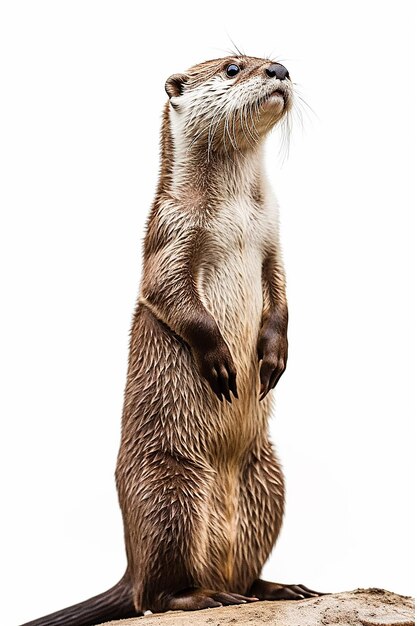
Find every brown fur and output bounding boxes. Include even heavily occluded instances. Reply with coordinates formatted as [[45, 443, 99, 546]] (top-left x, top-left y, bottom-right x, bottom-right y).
[[20, 55, 320, 626], [117, 55, 290, 612]]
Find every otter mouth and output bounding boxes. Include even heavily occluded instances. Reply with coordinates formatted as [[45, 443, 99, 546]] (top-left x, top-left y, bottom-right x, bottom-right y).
[[268, 88, 286, 101], [260, 87, 288, 110]]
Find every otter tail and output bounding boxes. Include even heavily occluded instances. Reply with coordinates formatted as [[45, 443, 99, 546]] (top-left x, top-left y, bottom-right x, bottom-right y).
[[19, 575, 140, 626]]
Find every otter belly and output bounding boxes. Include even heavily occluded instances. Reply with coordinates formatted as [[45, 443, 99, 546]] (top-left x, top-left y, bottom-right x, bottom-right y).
[[196, 237, 270, 455], [198, 195, 266, 372], [196, 249, 270, 590], [198, 248, 263, 380]]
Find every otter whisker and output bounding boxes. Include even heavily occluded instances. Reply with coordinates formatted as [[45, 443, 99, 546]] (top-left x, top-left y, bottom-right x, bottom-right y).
[[292, 86, 317, 120], [239, 103, 256, 150], [242, 100, 258, 147], [226, 36, 246, 58]]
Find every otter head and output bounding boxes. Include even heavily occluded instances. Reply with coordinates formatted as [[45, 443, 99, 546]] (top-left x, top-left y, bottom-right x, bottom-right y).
[[165, 55, 293, 154]]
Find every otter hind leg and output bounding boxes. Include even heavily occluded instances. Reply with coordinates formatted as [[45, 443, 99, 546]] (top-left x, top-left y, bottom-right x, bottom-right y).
[[120, 452, 257, 613], [232, 441, 285, 594], [160, 588, 258, 612], [249, 579, 324, 601], [233, 445, 324, 600]]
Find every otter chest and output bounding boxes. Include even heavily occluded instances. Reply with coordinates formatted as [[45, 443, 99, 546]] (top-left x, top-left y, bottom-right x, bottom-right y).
[[196, 197, 273, 357], [205, 196, 267, 258]]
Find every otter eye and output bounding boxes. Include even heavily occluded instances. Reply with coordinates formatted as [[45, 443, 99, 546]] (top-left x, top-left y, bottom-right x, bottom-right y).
[[226, 64, 240, 78]]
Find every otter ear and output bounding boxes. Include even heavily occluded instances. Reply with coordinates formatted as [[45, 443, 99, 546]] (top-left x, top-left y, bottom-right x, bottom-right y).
[[165, 73, 188, 98]]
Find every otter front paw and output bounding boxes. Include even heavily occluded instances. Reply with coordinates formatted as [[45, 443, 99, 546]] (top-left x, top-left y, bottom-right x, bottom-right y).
[[257, 323, 288, 400], [194, 341, 238, 403]]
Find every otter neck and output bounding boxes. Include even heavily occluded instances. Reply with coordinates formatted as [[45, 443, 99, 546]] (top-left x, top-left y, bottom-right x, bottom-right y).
[[170, 136, 265, 203]]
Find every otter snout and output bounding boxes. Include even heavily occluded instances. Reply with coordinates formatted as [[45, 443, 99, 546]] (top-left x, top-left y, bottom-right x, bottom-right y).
[[265, 63, 290, 81]]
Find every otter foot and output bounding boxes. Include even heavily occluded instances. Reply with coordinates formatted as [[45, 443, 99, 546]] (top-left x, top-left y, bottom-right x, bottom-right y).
[[249, 578, 324, 601], [161, 587, 259, 611]]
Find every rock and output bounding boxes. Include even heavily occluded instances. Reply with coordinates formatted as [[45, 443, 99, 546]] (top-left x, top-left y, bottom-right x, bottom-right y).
[[99, 588, 414, 626]]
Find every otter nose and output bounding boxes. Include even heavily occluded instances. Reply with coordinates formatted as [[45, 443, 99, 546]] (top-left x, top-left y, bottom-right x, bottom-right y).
[[265, 63, 290, 80]]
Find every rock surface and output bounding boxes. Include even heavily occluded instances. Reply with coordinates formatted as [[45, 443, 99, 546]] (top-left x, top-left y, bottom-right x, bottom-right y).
[[100, 588, 414, 626]]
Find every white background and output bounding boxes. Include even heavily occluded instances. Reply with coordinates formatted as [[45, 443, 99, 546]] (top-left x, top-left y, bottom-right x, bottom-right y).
[[0, 1, 415, 624]]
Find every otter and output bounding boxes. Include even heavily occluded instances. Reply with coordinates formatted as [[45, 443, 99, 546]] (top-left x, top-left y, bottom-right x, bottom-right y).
[[21, 55, 320, 626]]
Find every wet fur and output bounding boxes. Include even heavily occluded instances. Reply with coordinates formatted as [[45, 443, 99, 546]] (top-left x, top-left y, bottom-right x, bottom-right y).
[[21, 55, 295, 624], [119, 54, 291, 612]]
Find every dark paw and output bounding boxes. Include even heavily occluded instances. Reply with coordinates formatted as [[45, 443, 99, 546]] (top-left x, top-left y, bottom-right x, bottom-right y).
[[249, 579, 324, 601], [257, 326, 288, 400], [162, 587, 258, 611], [195, 341, 238, 403]]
